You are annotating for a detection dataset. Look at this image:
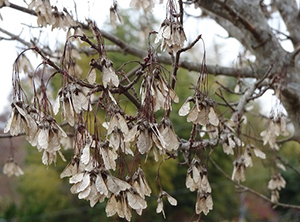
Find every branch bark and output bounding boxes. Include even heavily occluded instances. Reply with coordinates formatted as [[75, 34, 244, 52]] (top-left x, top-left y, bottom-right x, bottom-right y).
[[274, 0, 300, 47], [2, 2, 257, 79]]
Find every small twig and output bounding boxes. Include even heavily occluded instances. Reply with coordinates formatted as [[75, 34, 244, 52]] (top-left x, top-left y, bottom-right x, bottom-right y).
[[231, 65, 273, 123], [247, 86, 270, 101], [210, 157, 300, 210], [215, 80, 246, 95], [0, 27, 31, 48], [291, 44, 300, 61], [276, 154, 300, 176], [215, 90, 236, 112]]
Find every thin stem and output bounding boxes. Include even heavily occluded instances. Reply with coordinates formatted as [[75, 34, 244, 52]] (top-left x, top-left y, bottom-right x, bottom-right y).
[[210, 157, 300, 210]]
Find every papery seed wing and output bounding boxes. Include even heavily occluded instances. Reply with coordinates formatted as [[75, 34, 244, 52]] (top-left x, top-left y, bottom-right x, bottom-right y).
[[161, 126, 179, 151], [124, 125, 138, 143], [87, 68, 96, 84], [133, 181, 143, 197], [14, 103, 27, 117], [108, 149, 118, 170], [153, 87, 165, 112], [118, 197, 126, 219], [186, 173, 196, 191], [106, 195, 117, 217], [88, 184, 102, 207], [137, 130, 152, 154], [158, 76, 169, 95], [55, 122, 68, 138], [166, 194, 177, 206], [223, 143, 234, 155], [106, 176, 131, 195], [156, 199, 163, 213], [109, 132, 120, 150], [70, 183, 80, 194], [64, 97, 75, 126], [276, 163, 286, 171], [117, 113, 129, 135], [53, 96, 60, 115], [124, 142, 134, 156], [15, 164, 24, 176], [25, 114, 38, 140], [179, 100, 190, 116], [42, 150, 49, 165], [38, 128, 49, 149], [102, 121, 109, 130], [208, 107, 219, 126], [253, 148, 266, 159], [107, 115, 118, 135], [162, 25, 171, 39], [234, 137, 244, 147], [100, 148, 116, 170], [135, 208, 143, 216], [196, 196, 206, 215], [139, 176, 151, 197], [201, 175, 212, 193], [80, 144, 90, 165], [228, 137, 236, 149], [3, 162, 13, 177], [47, 132, 61, 153], [192, 165, 200, 183], [142, 179, 151, 197], [127, 191, 147, 210], [10, 113, 21, 136], [95, 174, 109, 196], [78, 185, 91, 199], [140, 85, 146, 105], [69, 172, 84, 184], [103, 66, 119, 88], [60, 161, 76, 178], [268, 178, 276, 190], [170, 88, 179, 103], [110, 8, 117, 27], [195, 107, 210, 126], [76, 173, 90, 192], [72, 92, 85, 113], [206, 195, 213, 210], [187, 105, 198, 122], [106, 176, 121, 195], [108, 90, 117, 105], [151, 124, 166, 149]]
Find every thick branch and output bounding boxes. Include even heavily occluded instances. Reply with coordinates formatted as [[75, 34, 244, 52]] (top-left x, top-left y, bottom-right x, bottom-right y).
[[274, 0, 300, 47]]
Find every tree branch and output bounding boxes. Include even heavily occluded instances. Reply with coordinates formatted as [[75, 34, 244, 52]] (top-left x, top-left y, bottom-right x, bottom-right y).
[[274, 0, 300, 47], [210, 157, 300, 210], [231, 66, 273, 123], [3, 2, 257, 79]]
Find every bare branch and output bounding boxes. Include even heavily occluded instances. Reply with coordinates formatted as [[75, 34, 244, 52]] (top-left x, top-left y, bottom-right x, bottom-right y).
[[3, 2, 257, 79], [210, 157, 300, 210], [231, 66, 273, 123], [274, 0, 300, 47]]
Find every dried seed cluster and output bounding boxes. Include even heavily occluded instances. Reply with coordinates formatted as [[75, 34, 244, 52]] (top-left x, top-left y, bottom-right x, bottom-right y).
[[3, 0, 293, 220]]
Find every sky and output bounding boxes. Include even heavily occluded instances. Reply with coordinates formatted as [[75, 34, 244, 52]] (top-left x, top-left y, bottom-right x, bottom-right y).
[[0, 0, 293, 116]]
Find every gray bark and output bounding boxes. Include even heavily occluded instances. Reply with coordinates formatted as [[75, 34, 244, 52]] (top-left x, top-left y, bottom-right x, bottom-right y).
[[198, 0, 300, 141]]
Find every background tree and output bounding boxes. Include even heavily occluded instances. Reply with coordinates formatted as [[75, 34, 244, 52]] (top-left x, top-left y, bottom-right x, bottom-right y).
[[1, 0, 300, 221]]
